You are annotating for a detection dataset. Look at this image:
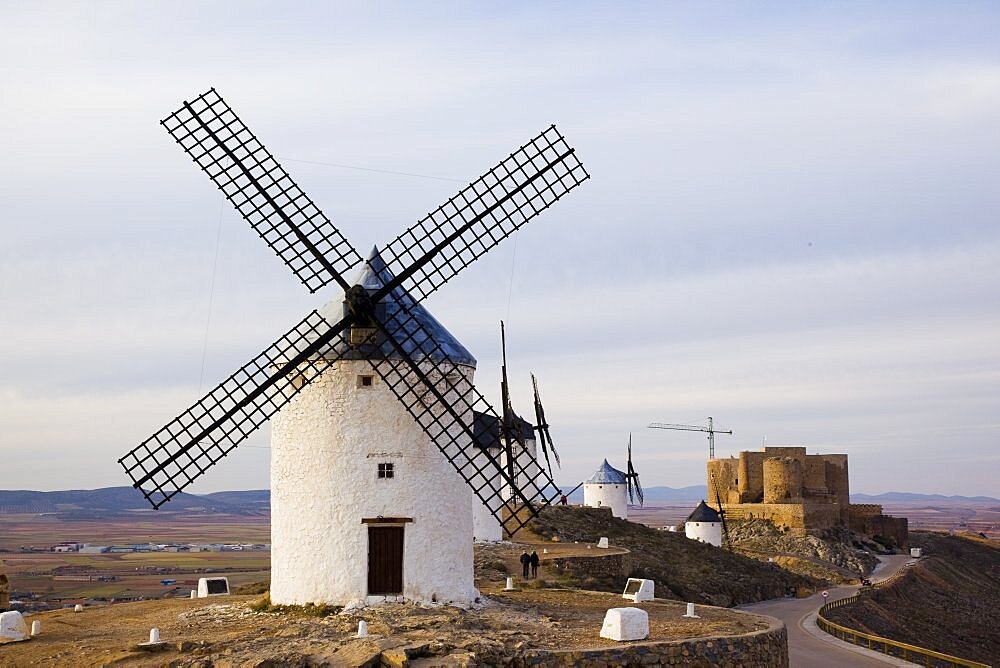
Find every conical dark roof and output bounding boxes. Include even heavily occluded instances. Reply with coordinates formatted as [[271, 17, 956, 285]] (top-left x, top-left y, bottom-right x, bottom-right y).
[[316, 248, 476, 366], [586, 459, 627, 484], [686, 500, 722, 523]]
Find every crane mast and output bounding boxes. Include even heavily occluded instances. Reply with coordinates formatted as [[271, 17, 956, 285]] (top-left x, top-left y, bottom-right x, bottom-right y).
[[648, 416, 733, 459]]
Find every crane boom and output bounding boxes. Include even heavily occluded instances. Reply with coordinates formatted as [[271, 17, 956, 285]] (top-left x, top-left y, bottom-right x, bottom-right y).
[[648, 416, 733, 459]]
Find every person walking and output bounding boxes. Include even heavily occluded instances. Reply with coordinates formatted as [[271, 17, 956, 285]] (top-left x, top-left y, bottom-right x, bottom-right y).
[[519, 550, 530, 578], [529, 550, 540, 579]]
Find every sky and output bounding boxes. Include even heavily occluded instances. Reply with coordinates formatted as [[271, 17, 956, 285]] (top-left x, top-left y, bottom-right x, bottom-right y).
[[1, 2, 998, 497]]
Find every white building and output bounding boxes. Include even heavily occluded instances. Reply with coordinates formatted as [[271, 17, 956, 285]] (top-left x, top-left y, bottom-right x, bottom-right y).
[[583, 459, 630, 519], [684, 500, 723, 547], [270, 250, 479, 608]]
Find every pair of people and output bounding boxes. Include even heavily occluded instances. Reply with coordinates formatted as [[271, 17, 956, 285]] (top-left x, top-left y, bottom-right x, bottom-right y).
[[519, 550, 540, 578]]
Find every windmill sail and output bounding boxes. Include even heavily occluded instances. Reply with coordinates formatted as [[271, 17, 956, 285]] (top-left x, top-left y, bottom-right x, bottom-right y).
[[161, 89, 362, 293], [120, 89, 587, 530], [625, 435, 644, 506], [370, 298, 559, 534], [531, 373, 560, 478], [378, 125, 589, 303]]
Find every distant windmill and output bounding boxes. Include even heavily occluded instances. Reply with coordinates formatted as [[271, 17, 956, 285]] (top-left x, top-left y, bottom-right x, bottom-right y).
[[117, 88, 589, 605]]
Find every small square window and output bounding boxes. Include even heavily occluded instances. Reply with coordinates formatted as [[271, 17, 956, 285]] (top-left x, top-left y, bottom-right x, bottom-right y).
[[358, 375, 374, 388], [377, 462, 394, 479]]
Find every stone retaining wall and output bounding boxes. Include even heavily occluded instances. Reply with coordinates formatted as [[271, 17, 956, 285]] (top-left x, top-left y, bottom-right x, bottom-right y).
[[515, 618, 788, 667], [544, 550, 632, 580]]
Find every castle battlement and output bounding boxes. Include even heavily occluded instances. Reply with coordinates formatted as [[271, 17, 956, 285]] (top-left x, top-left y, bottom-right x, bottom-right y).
[[707, 446, 907, 547]]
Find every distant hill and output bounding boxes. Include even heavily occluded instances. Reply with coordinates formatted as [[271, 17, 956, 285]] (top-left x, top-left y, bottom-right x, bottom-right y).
[[852, 492, 999, 503], [563, 485, 707, 504], [3, 487, 994, 516], [0, 487, 265, 516], [200, 489, 270, 509]]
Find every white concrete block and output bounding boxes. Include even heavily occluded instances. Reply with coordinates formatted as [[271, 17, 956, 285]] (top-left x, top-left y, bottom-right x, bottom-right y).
[[149, 628, 160, 643], [197, 577, 230, 598], [0, 611, 28, 641], [599, 607, 649, 641], [356, 620, 368, 638], [910, 547, 922, 558], [621, 578, 654, 602], [683, 602, 700, 618], [504, 577, 514, 591], [597, 537, 609, 549], [190, 590, 197, 599], [30, 620, 41, 636], [73, 604, 83, 612]]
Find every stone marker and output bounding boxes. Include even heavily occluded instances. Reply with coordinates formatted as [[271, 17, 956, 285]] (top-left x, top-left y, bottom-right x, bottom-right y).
[[910, 547, 922, 558], [190, 590, 197, 599], [197, 577, 230, 598], [600, 607, 649, 641], [683, 602, 700, 618], [30, 620, 41, 636], [149, 628, 161, 644], [621, 578, 654, 602], [597, 536, 609, 548], [504, 577, 515, 591], [73, 604, 83, 612], [0, 611, 28, 642], [357, 620, 368, 638], [542, 548, 548, 554]]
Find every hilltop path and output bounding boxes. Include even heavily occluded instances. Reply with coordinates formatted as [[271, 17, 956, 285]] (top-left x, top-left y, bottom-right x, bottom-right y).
[[740, 554, 912, 667]]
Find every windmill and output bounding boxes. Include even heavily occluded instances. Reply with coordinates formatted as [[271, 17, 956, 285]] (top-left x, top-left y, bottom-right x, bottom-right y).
[[117, 89, 589, 604], [531, 373, 559, 480], [625, 434, 644, 507]]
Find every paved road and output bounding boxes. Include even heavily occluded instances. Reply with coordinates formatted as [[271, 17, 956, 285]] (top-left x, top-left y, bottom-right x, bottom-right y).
[[740, 555, 914, 668]]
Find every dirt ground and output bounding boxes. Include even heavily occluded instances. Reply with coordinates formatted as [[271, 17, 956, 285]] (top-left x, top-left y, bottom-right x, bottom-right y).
[[0, 589, 771, 667]]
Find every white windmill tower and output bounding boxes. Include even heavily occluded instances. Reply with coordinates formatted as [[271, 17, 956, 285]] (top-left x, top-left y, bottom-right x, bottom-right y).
[[117, 89, 589, 607], [684, 501, 724, 547], [270, 250, 480, 605], [583, 436, 643, 519]]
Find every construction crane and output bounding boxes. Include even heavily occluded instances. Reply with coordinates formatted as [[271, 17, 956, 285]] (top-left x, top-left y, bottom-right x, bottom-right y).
[[647, 417, 733, 459]]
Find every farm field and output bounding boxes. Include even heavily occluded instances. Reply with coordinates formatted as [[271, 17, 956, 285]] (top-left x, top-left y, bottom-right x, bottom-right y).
[[0, 512, 270, 608]]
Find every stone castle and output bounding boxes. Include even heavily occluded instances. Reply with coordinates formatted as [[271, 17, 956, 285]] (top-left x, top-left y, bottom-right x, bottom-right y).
[[707, 446, 908, 547]]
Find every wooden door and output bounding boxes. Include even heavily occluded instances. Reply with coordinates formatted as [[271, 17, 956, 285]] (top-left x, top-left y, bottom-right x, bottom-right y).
[[367, 526, 404, 595]]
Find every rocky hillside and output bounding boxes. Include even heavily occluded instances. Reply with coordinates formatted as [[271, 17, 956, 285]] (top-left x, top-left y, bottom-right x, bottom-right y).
[[527, 506, 817, 607], [824, 531, 1000, 665], [728, 520, 880, 576]]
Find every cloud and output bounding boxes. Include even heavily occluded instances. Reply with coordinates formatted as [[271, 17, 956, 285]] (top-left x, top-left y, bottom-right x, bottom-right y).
[[1, 2, 998, 497]]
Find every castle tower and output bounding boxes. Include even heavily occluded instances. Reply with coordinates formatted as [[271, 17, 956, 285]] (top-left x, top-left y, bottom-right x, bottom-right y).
[[763, 456, 803, 504], [583, 459, 629, 519], [684, 500, 723, 547], [270, 250, 479, 607]]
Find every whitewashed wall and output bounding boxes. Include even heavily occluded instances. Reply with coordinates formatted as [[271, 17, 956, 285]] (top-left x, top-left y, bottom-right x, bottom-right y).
[[271, 358, 478, 607], [583, 482, 629, 519], [685, 521, 723, 547]]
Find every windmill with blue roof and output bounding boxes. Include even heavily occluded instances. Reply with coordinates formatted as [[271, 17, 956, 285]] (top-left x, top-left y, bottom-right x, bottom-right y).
[[116, 89, 589, 607], [583, 436, 643, 519]]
